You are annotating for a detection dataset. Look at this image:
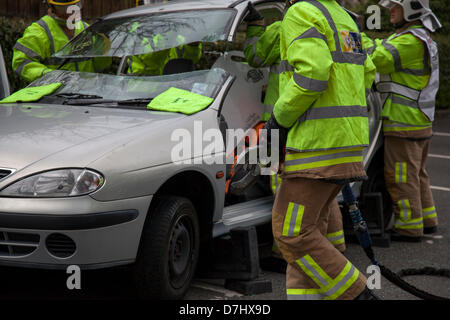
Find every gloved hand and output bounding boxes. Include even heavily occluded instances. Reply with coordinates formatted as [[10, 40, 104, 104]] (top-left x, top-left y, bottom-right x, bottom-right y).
[[261, 113, 289, 165], [244, 2, 264, 22]]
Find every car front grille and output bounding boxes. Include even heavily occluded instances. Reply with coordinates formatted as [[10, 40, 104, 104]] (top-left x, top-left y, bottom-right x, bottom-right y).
[[46, 233, 76, 258], [0, 231, 40, 257]]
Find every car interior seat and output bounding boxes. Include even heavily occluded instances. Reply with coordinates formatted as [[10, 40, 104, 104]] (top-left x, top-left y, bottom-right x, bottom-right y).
[[162, 58, 195, 75]]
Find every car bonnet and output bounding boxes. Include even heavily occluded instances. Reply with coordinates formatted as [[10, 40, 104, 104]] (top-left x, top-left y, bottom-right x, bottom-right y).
[[0, 103, 184, 170]]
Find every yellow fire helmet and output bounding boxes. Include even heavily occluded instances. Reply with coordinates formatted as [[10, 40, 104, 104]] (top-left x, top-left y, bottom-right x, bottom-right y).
[[46, 0, 82, 6]]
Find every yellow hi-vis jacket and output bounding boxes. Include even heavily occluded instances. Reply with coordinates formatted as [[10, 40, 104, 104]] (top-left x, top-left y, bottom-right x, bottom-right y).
[[128, 34, 202, 76], [362, 25, 439, 135], [244, 21, 281, 121], [12, 15, 94, 83], [274, 0, 376, 174]]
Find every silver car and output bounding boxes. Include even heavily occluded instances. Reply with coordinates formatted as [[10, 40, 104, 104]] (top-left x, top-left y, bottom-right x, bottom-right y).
[[0, 0, 386, 299]]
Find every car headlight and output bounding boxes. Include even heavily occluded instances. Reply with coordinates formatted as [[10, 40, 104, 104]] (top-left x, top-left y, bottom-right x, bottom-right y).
[[0, 169, 104, 198]]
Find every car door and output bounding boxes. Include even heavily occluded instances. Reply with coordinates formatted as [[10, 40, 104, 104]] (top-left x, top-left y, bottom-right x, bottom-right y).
[[217, 1, 284, 134], [0, 44, 10, 100]]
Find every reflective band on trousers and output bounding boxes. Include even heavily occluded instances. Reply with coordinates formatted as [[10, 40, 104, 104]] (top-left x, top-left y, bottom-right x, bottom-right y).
[[287, 257, 359, 300], [394, 199, 424, 230], [422, 206, 437, 219], [282, 202, 305, 237], [395, 217, 423, 229], [326, 230, 345, 245], [298, 105, 368, 123], [398, 199, 412, 221], [395, 162, 407, 183]]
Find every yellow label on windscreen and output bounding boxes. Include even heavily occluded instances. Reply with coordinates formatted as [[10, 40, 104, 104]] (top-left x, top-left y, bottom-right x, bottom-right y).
[[0, 83, 62, 104], [147, 87, 213, 115]]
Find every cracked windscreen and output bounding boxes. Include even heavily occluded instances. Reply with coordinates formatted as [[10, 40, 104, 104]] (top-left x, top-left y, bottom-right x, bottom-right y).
[[28, 68, 229, 108], [54, 9, 236, 58]]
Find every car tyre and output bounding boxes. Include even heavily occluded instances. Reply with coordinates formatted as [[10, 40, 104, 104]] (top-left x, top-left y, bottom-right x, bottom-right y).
[[134, 195, 200, 300]]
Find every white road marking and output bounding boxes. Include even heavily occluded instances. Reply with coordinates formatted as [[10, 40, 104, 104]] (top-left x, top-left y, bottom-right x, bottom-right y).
[[429, 154, 450, 160], [190, 281, 243, 298], [430, 185, 450, 192], [434, 132, 450, 137]]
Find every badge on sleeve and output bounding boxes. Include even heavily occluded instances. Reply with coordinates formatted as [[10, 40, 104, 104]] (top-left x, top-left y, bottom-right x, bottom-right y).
[[341, 31, 364, 54]]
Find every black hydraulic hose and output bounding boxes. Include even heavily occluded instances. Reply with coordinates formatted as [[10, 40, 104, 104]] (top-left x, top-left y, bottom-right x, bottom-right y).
[[379, 264, 449, 300], [341, 184, 450, 300]]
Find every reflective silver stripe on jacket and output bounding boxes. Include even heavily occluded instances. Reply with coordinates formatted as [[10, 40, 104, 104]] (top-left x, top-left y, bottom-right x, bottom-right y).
[[331, 51, 366, 65], [298, 105, 367, 123], [290, 27, 328, 46], [280, 1, 366, 95], [13, 42, 43, 61], [383, 121, 430, 129], [294, 73, 328, 92], [278, 60, 327, 91], [377, 27, 438, 121], [391, 95, 419, 108], [381, 38, 429, 75], [284, 149, 363, 167], [15, 59, 34, 76], [376, 82, 421, 100], [304, 0, 367, 66], [244, 36, 259, 49], [244, 35, 264, 66], [269, 63, 283, 74], [36, 18, 55, 55]]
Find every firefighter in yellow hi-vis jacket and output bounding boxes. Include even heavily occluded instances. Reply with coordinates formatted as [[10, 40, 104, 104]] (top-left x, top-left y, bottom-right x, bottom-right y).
[[262, 0, 377, 300], [362, 0, 441, 242], [12, 0, 96, 83], [244, 2, 347, 256]]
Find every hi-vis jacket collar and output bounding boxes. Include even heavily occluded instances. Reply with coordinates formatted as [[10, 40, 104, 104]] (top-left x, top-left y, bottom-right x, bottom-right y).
[[48, 0, 81, 5]]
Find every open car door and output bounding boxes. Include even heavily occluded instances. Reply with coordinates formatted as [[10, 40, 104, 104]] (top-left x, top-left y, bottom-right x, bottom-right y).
[[0, 44, 10, 99]]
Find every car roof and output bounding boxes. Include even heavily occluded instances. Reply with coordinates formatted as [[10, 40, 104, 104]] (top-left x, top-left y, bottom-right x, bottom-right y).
[[103, 0, 249, 20]]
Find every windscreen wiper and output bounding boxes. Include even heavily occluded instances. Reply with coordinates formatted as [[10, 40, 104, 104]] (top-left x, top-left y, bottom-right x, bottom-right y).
[[55, 93, 104, 100], [62, 97, 152, 107]]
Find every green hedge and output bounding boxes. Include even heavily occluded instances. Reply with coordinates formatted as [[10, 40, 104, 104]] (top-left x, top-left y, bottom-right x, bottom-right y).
[[0, 16, 32, 93]]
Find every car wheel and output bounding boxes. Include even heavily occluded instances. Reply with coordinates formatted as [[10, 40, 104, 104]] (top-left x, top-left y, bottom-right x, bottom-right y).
[[134, 196, 200, 300], [361, 154, 393, 228]]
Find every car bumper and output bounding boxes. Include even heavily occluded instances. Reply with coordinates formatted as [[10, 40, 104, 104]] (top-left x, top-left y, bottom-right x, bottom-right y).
[[0, 194, 152, 269]]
